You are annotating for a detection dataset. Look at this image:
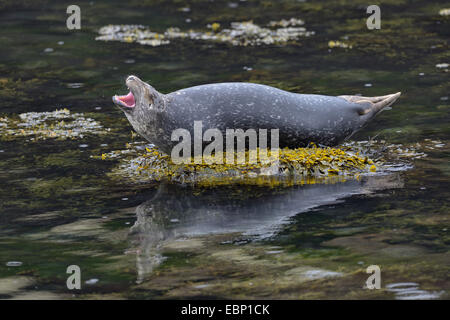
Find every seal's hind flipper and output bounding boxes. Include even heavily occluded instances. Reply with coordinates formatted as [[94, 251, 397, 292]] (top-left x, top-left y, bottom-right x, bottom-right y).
[[339, 92, 401, 115]]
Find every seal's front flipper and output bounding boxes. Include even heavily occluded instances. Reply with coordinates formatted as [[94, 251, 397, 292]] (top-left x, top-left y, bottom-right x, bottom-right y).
[[339, 92, 401, 115]]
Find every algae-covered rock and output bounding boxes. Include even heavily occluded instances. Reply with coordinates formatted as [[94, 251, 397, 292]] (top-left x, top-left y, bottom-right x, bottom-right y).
[[0, 109, 109, 141], [328, 40, 352, 49], [96, 18, 314, 47], [100, 139, 429, 186], [103, 144, 370, 186], [439, 8, 450, 16]]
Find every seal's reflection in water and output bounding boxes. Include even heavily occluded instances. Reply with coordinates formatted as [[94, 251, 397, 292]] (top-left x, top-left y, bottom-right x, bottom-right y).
[[129, 174, 403, 283]]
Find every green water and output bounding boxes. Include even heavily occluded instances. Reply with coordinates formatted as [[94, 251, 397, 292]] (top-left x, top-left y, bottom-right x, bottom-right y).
[[0, 0, 448, 299]]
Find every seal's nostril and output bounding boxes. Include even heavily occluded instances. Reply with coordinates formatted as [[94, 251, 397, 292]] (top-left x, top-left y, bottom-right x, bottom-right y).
[[126, 75, 137, 82]]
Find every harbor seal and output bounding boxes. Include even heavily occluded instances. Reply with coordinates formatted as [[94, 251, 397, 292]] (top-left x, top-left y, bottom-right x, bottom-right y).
[[113, 75, 400, 154]]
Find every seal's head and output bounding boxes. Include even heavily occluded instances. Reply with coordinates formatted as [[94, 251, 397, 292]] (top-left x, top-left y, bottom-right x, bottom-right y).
[[113, 75, 166, 145], [112, 75, 163, 114]]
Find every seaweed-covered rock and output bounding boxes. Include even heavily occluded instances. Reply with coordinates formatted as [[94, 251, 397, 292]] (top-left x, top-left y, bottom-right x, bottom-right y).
[[439, 8, 450, 16], [0, 109, 109, 141], [96, 18, 314, 47], [99, 140, 429, 186]]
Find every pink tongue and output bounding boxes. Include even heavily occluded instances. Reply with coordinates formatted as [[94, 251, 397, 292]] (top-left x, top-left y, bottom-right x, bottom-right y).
[[119, 91, 135, 106]]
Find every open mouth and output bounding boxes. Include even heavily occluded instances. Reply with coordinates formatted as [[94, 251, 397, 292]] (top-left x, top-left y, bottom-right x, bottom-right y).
[[113, 91, 136, 108]]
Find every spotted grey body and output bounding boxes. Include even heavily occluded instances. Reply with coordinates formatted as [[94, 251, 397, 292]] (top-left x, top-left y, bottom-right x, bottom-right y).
[[113, 76, 401, 154]]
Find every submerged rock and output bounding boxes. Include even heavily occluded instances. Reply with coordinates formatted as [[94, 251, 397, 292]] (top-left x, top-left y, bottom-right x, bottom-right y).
[[386, 282, 444, 300]]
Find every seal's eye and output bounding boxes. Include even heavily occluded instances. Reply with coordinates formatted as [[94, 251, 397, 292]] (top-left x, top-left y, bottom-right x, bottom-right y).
[[145, 89, 155, 106]]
